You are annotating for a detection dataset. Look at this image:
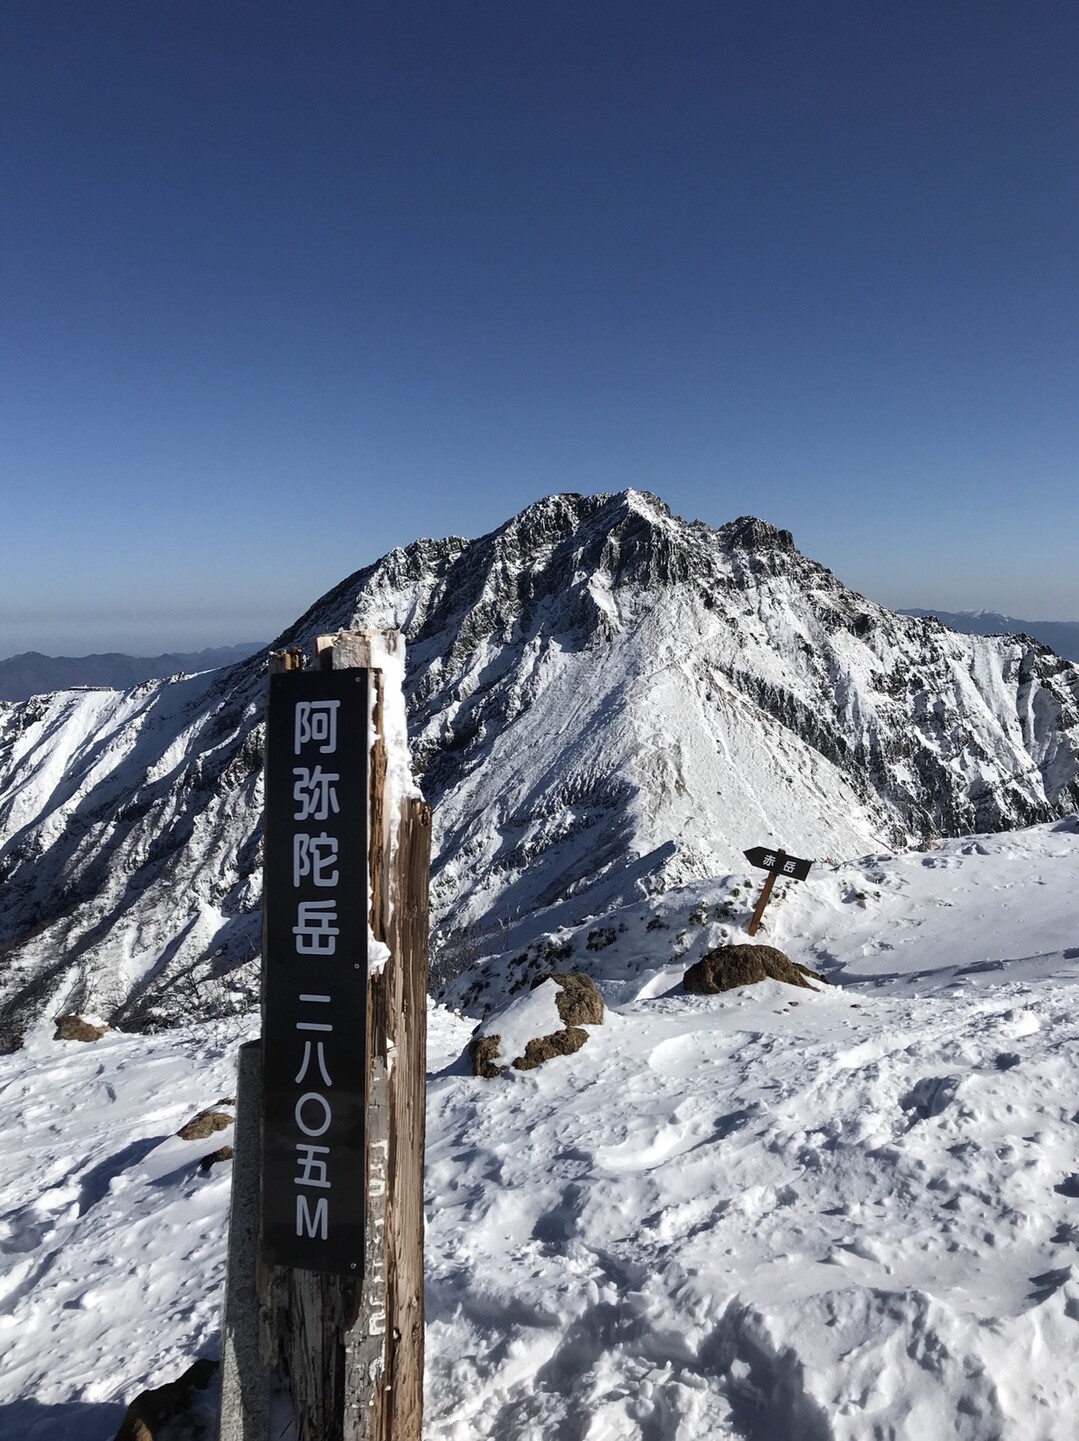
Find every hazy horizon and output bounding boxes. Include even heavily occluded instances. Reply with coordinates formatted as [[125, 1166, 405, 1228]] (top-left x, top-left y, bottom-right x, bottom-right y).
[[3, 491, 1078, 662]]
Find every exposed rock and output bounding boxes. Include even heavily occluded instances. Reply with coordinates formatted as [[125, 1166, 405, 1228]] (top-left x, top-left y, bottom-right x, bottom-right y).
[[531, 970, 605, 1026], [470, 974, 603, 1076], [198, 1145, 234, 1173], [53, 1014, 107, 1042], [469, 1034, 504, 1079], [176, 1108, 233, 1141], [720, 515, 796, 551], [586, 926, 617, 951], [512, 1026, 589, 1070], [114, 1357, 218, 1441], [683, 944, 827, 994]]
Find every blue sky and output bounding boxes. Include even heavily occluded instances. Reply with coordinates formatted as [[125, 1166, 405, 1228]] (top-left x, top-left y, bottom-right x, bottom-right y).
[[2, 1, 1077, 656]]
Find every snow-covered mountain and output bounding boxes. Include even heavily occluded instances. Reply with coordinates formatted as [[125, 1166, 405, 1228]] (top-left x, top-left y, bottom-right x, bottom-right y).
[[2, 490, 1078, 1042], [899, 609, 1079, 663], [0, 644, 265, 703]]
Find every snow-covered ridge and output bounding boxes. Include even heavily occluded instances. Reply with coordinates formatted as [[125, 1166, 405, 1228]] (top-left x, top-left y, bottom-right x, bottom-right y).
[[1, 491, 1077, 1039], [899, 607, 1079, 663]]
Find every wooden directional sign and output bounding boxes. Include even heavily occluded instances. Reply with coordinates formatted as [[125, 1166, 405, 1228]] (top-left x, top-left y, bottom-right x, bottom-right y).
[[262, 668, 369, 1275], [744, 847, 813, 882], [743, 846, 814, 935]]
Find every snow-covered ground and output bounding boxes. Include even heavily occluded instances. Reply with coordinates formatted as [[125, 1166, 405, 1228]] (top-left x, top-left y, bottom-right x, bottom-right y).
[[2, 820, 1078, 1439]]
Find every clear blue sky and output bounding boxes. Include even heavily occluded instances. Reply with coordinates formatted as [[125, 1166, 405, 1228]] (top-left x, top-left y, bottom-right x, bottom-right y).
[[3, 1, 1077, 656]]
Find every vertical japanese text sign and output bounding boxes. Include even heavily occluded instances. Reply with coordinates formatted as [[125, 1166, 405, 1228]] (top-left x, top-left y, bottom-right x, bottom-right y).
[[262, 669, 369, 1274]]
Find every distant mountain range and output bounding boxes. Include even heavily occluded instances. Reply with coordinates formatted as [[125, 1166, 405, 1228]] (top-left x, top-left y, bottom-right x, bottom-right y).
[[3, 613, 1074, 706], [899, 610, 1079, 661], [2, 489, 1078, 1042], [0, 644, 265, 702]]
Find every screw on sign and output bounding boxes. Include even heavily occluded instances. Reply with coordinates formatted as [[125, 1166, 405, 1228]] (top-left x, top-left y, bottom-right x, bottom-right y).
[[742, 846, 814, 935]]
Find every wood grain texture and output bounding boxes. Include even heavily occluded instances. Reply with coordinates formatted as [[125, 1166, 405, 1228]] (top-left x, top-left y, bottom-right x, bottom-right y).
[[383, 796, 431, 1436]]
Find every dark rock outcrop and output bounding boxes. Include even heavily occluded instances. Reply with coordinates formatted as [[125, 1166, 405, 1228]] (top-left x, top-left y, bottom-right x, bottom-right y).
[[176, 1107, 233, 1141], [198, 1145, 234, 1173], [469, 1034, 503, 1079], [53, 1014, 107, 1042], [470, 972, 604, 1076], [512, 1027, 590, 1070], [683, 944, 827, 994], [530, 970, 604, 1026], [113, 1357, 218, 1441]]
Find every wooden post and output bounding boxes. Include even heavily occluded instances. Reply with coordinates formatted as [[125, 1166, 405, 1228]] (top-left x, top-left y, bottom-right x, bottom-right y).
[[746, 851, 784, 937], [217, 1042, 272, 1441], [228, 633, 429, 1441]]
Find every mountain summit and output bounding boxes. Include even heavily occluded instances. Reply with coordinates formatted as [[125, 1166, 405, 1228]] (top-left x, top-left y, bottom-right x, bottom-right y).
[[1, 490, 1077, 1039]]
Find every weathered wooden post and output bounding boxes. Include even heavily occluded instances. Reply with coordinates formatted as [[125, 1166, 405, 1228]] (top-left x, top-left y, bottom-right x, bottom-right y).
[[219, 629, 429, 1441]]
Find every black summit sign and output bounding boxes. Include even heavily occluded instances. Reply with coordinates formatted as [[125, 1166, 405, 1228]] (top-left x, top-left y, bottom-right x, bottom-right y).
[[262, 669, 369, 1275], [743, 847, 813, 882]]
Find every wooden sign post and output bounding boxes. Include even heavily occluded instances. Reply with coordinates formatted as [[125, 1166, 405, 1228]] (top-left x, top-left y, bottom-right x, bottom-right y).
[[218, 630, 430, 1441], [743, 846, 813, 936]]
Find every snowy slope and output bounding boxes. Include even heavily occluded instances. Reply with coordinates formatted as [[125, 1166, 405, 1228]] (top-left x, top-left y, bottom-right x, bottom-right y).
[[2, 491, 1078, 1041], [900, 609, 1079, 663], [1, 819, 1077, 1439]]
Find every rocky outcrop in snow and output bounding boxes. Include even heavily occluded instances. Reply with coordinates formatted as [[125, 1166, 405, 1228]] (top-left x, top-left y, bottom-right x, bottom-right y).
[[1, 490, 1077, 1039]]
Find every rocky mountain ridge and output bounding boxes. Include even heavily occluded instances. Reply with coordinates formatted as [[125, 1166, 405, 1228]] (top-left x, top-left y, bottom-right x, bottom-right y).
[[0, 644, 265, 702], [898, 609, 1079, 662], [1, 490, 1077, 1041]]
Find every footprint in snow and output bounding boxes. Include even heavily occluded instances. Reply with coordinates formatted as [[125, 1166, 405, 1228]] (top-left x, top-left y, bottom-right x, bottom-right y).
[[0, 1206, 58, 1257], [594, 1109, 725, 1172], [711, 1105, 761, 1140], [899, 1075, 960, 1123], [530, 1181, 588, 1246], [646, 1032, 733, 1079], [998, 1008, 1040, 1039]]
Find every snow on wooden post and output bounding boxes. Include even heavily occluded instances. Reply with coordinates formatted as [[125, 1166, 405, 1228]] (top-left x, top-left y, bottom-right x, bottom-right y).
[[221, 631, 429, 1441]]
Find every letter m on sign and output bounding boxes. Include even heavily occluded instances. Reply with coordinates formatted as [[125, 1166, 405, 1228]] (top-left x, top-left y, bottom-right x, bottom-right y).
[[296, 1195, 329, 1240]]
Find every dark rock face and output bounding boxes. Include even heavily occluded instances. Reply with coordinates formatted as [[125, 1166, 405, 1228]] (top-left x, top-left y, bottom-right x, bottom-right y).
[[176, 1107, 233, 1141], [683, 944, 827, 993], [530, 971, 605, 1027], [469, 1025, 591, 1077], [113, 1357, 218, 1441], [53, 1014, 107, 1042], [513, 1027, 590, 1070], [470, 972, 604, 1077], [198, 1144, 234, 1173], [718, 516, 796, 552], [469, 1034, 503, 1078]]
